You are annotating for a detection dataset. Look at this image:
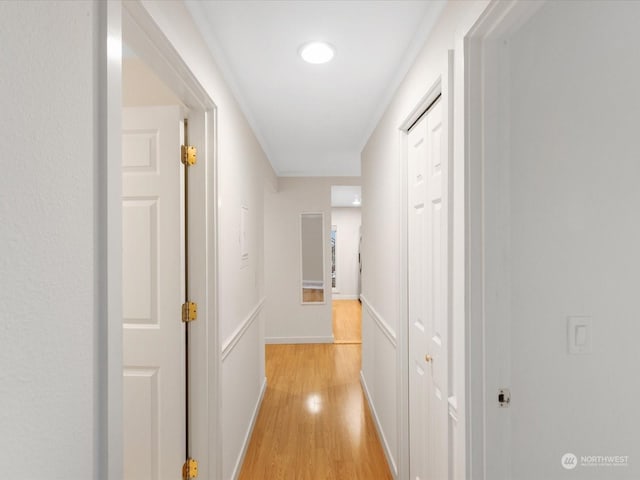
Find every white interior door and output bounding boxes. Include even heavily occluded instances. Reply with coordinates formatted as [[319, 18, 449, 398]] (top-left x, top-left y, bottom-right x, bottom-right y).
[[122, 106, 185, 480], [408, 98, 449, 480]]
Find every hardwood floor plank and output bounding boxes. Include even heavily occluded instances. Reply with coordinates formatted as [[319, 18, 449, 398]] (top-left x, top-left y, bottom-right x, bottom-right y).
[[302, 288, 325, 303], [238, 344, 392, 479], [332, 300, 362, 344]]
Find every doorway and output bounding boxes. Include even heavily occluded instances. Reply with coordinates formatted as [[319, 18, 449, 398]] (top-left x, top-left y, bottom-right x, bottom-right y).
[[331, 185, 362, 343], [109, 3, 220, 479]]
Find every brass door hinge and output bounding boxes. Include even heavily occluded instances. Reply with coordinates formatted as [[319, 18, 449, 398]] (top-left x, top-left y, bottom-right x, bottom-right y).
[[181, 145, 197, 166], [182, 302, 198, 322], [182, 458, 198, 479]]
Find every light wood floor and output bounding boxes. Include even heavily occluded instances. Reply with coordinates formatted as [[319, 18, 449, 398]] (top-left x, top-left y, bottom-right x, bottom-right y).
[[332, 300, 361, 344], [238, 344, 392, 480], [302, 288, 325, 303]]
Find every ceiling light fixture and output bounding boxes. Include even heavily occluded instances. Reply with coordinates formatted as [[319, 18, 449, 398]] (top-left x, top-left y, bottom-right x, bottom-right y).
[[299, 41, 335, 64]]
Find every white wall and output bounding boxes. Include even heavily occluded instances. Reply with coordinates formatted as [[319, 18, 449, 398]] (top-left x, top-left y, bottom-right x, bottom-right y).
[[122, 57, 183, 107], [0, 2, 102, 477], [360, 1, 488, 478], [264, 177, 359, 343], [331, 208, 361, 299], [126, 2, 277, 479], [485, 2, 640, 478]]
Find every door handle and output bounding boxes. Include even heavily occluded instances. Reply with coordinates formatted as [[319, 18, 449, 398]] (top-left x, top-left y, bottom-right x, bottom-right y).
[[425, 354, 433, 363]]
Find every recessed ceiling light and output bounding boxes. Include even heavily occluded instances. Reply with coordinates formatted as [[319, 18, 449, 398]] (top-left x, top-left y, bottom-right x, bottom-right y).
[[299, 41, 335, 64]]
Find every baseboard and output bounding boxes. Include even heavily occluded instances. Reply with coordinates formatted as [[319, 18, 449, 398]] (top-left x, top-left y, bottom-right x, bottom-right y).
[[360, 371, 398, 477], [231, 376, 267, 480], [265, 335, 334, 344]]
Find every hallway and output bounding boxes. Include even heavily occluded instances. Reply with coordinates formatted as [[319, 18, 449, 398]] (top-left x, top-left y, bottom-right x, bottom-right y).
[[238, 344, 391, 479], [8, 2, 640, 478]]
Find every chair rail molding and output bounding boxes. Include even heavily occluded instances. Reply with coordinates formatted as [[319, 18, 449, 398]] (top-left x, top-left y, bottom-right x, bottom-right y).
[[221, 297, 266, 361], [361, 294, 397, 348]]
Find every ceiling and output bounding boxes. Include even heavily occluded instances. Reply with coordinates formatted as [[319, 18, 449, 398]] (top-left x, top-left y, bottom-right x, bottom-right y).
[[185, 0, 445, 177]]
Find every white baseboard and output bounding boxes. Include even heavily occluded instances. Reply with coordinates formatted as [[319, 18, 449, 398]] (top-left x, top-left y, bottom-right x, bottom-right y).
[[265, 336, 334, 344], [360, 371, 398, 477], [231, 377, 267, 480]]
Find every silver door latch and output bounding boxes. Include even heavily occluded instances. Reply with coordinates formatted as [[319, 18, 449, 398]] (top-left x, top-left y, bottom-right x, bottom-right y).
[[498, 388, 511, 407]]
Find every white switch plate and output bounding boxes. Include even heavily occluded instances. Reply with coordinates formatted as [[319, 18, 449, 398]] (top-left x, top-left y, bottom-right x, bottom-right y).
[[568, 316, 592, 354]]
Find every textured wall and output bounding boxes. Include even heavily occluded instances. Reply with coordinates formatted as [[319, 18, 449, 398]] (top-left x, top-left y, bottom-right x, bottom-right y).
[[0, 1, 99, 478]]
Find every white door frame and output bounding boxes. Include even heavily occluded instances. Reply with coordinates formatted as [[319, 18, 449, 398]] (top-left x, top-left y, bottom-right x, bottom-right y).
[[465, 2, 546, 479], [104, 2, 220, 478]]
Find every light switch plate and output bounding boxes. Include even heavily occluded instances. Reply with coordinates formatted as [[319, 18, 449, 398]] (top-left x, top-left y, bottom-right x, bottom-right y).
[[568, 316, 592, 354]]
